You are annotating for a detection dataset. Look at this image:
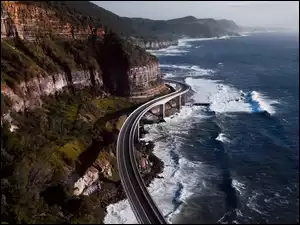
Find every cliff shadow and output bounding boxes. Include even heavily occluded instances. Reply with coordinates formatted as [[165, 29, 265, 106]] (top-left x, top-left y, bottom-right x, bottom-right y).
[[89, 32, 131, 97]]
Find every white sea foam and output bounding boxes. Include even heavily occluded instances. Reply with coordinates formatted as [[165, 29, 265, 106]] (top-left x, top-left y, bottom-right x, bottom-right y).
[[244, 90, 279, 114], [160, 64, 215, 76], [147, 44, 188, 56], [232, 179, 246, 195], [216, 133, 230, 143], [186, 77, 252, 113], [163, 72, 175, 78], [104, 199, 137, 224], [178, 35, 243, 44], [240, 30, 277, 36], [143, 106, 217, 223], [185, 77, 278, 115], [246, 191, 269, 216]]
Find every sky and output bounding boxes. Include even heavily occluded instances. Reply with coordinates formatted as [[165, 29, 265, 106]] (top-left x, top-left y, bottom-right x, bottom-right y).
[[92, 1, 299, 30]]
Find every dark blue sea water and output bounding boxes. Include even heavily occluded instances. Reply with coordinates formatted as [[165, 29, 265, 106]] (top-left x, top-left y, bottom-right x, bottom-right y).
[[146, 32, 299, 224]]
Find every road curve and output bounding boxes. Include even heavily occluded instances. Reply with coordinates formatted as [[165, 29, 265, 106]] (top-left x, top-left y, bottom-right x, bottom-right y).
[[117, 79, 190, 224]]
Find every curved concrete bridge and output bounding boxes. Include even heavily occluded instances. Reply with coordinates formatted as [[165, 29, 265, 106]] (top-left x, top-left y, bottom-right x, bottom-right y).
[[117, 79, 190, 224]]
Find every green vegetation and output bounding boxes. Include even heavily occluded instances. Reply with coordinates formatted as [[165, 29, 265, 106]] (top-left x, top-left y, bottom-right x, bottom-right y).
[[0, 37, 102, 88], [59, 140, 84, 161], [93, 96, 134, 113], [1, 88, 135, 224], [1, 39, 42, 87], [116, 115, 127, 131]]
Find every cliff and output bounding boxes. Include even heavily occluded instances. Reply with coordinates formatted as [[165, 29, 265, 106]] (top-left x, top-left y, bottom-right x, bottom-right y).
[[1, 1, 165, 115], [1, 1, 100, 40]]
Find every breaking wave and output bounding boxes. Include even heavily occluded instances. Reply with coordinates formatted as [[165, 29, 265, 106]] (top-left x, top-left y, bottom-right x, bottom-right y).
[[185, 77, 278, 115], [147, 44, 189, 56], [160, 64, 216, 77], [216, 133, 230, 143]]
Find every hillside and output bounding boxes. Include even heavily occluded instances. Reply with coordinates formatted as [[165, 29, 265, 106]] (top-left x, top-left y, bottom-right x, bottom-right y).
[[17, 1, 240, 41]]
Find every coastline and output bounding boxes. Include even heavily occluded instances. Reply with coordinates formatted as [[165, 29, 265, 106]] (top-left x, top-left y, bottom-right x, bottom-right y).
[[100, 138, 165, 220]]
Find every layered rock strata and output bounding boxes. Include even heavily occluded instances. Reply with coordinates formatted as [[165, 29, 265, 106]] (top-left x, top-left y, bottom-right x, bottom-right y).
[[1, 71, 103, 112], [1, 1, 105, 40]]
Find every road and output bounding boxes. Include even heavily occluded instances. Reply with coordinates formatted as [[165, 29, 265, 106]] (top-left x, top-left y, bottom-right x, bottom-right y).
[[117, 79, 190, 224]]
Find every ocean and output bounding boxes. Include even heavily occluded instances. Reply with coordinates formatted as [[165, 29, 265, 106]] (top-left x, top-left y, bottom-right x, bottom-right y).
[[104, 32, 299, 224]]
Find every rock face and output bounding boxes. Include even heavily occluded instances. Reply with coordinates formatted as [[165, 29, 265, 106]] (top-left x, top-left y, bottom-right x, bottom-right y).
[[96, 32, 165, 97], [1, 1, 105, 40], [1, 71, 103, 112], [95, 158, 113, 178], [73, 166, 100, 196], [128, 62, 160, 89]]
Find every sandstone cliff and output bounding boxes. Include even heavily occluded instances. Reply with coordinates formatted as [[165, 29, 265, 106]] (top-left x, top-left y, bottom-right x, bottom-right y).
[[1, 71, 102, 113], [1, 1, 96, 40], [1, 1, 165, 115]]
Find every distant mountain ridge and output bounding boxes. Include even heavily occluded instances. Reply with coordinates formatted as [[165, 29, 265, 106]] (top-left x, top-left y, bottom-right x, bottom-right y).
[[21, 1, 240, 41]]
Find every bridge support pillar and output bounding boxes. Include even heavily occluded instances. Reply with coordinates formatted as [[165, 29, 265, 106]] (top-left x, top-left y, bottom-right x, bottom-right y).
[[159, 103, 165, 119], [181, 94, 186, 106], [176, 95, 181, 111]]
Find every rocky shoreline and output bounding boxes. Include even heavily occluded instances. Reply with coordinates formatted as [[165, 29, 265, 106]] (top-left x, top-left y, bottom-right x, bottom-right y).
[[129, 38, 179, 50], [100, 128, 165, 219], [130, 33, 242, 51]]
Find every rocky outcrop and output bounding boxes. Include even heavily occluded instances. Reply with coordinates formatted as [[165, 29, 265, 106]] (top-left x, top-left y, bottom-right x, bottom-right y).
[[73, 166, 101, 196], [138, 155, 152, 174], [129, 39, 178, 50], [1, 70, 103, 112], [95, 32, 166, 97], [1, 1, 105, 40], [128, 62, 160, 89], [95, 158, 113, 178], [130, 83, 168, 99]]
